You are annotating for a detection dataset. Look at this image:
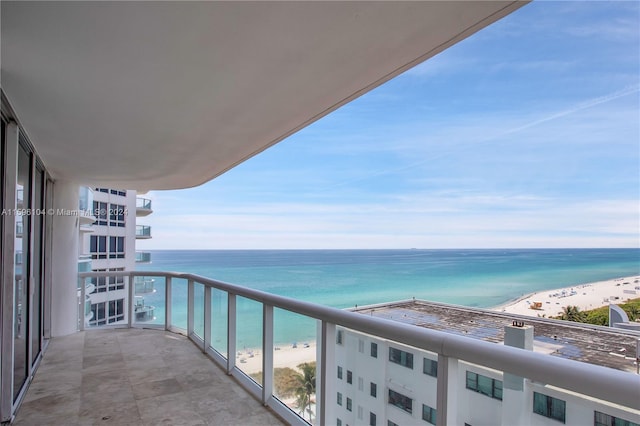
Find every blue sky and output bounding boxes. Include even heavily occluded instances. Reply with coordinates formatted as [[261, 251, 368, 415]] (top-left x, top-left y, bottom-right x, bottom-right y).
[[140, 1, 640, 250]]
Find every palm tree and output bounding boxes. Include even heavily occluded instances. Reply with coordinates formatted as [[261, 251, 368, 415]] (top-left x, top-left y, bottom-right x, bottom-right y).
[[561, 305, 585, 322], [294, 362, 316, 422], [626, 304, 639, 322]]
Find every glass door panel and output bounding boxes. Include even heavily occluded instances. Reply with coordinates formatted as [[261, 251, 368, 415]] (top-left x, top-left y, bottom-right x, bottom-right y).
[[13, 144, 30, 401]]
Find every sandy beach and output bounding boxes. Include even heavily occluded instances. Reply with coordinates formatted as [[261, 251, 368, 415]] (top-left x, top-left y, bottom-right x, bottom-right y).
[[235, 341, 317, 375], [493, 275, 640, 318]]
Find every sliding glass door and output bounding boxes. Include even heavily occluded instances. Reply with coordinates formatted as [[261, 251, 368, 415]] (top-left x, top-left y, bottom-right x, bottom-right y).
[[13, 143, 31, 400], [1, 110, 49, 420]]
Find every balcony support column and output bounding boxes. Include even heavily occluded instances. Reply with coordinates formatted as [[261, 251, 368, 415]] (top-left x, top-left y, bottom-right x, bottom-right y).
[[165, 276, 172, 330], [262, 304, 274, 405], [203, 286, 211, 352], [127, 273, 135, 328], [187, 279, 194, 337], [436, 354, 458, 426], [50, 179, 80, 337], [318, 321, 336, 426], [227, 293, 236, 374]]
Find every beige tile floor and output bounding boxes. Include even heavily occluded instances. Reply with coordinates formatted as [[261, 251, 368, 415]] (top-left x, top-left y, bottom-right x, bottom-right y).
[[13, 328, 286, 425]]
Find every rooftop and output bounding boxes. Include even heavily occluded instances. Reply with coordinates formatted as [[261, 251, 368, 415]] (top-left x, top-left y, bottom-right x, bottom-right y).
[[14, 328, 284, 425], [352, 300, 640, 373]]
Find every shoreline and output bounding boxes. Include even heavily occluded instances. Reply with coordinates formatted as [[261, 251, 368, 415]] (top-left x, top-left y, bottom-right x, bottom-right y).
[[491, 275, 640, 318], [236, 341, 317, 375], [222, 275, 640, 376]]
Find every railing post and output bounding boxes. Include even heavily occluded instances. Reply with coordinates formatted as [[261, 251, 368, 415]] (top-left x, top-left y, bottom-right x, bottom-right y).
[[127, 273, 134, 328], [165, 276, 172, 331], [227, 293, 236, 374], [436, 354, 458, 426], [262, 304, 274, 405], [318, 321, 336, 426], [204, 286, 211, 353], [79, 276, 86, 332], [187, 279, 194, 337]]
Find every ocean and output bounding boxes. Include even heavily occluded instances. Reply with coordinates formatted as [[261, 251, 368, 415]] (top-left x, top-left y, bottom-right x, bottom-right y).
[[136, 248, 639, 350]]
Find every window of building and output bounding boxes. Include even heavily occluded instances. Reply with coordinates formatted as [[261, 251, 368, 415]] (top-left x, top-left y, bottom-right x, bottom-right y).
[[346, 397, 352, 412], [422, 404, 437, 425], [358, 406, 363, 420], [90, 235, 107, 259], [89, 299, 124, 326], [337, 330, 343, 345], [423, 358, 438, 377], [347, 370, 352, 384], [370, 382, 377, 398], [371, 342, 378, 358], [389, 347, 413, 369], [466, 371, 503, 401], [109, 203, 126, 227], [388, 389, 412, 414], [594, 411, 639, 426], [109, 236, 125, 259], [110, 189, 126, 196], [338, 366, 343, 379], [337, 419, 342, 426], [95, 188, 109, 193], [358, 377, 363, 391], [388, 422, 399, 426], [337, 392, 342, 406], [93, 201, 108, 225], [358, 339, 365, 353], [533, 392, 566, 423], [370, 412, 377, 426], [92, 268, 125, 292]]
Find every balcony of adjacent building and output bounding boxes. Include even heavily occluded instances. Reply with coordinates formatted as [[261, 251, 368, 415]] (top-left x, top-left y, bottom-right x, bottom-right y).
[[136, 225, 152, 239], [136, 197, 153, 217], [136, 251, 152, 264], [78, 186, 97, 231], [16, 270, 635, 426]]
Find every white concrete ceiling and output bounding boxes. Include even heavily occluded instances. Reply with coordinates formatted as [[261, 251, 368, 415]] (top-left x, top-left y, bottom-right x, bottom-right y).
[[1, 1, 526, 190]]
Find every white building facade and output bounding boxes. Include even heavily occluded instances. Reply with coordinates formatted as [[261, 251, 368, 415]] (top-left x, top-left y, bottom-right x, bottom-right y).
[[77, 187, 153, 327], [332, 325, 640, 426]]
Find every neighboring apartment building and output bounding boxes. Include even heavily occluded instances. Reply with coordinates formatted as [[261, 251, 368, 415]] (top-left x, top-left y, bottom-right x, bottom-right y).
[[333, 301, 640, 426], [78, 187, 153, 327]]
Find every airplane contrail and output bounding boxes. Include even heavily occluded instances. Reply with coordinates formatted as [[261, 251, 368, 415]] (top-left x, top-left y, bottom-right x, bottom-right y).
[[323, 85, 640, 190]]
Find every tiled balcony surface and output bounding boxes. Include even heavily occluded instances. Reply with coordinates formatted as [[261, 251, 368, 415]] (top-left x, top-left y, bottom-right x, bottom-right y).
[[14, 329, 285, 425]]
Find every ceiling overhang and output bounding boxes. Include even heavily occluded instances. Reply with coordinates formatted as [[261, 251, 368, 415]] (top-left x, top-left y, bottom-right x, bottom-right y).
[[1, 1, 527, 190]]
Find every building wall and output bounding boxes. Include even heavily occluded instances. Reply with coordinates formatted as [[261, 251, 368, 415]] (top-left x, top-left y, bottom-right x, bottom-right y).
[[335, 327, 640, 426]]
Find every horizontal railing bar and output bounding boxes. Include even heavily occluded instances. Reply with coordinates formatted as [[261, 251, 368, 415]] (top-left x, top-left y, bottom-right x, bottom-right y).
[[78, 271, 640, 409]]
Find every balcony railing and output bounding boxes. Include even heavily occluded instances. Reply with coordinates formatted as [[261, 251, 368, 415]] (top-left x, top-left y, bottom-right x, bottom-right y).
[[78, 186, 94, 212], [135, 251, 152, 263], [136, 197, 153, 216], [135, 225, 151, 238], [134, 276, 155, 294], [77, 271, 640, 426]]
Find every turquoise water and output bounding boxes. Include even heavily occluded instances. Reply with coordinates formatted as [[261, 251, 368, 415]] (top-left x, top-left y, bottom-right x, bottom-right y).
[[136, 249, 639, 348]]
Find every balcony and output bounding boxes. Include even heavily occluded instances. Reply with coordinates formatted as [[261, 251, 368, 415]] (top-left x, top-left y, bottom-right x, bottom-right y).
[[136, 197, 153, 217], [134, 276, 155, 294], [78, 186, 97, 227], [64, 271, 640, 426], [136, 251, 152, 263], [135, 225, 152, 239], [13, 329, 284, 425]]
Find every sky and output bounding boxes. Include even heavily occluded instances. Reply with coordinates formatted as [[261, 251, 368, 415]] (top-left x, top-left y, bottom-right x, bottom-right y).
[[139, 1, 640, 250]]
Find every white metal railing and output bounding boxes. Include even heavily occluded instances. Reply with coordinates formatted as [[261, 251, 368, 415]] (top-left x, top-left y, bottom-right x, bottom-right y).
[[136, 197, 152, 210], [135, 225, 151, 237], [77, 271, 640, 426], [135, 251, 151, 263]]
